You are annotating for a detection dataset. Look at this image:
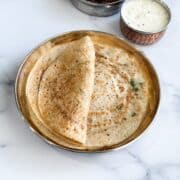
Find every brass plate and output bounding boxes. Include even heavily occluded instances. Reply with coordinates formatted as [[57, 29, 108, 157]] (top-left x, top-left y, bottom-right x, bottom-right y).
[[15, 30, 160, 152]]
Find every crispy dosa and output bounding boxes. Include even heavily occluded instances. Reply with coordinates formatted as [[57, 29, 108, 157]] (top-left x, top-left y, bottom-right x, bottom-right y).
[[26, 36, 95, 143], [16, 31, 159, 151], [86, 43, 149, 147]]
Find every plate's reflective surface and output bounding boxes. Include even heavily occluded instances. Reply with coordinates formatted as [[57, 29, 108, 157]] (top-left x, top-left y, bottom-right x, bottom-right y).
[[15, 30, 160, 152]]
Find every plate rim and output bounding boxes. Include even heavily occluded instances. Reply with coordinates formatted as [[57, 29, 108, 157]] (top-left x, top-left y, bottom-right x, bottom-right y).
[[14, 30, 161, 153]]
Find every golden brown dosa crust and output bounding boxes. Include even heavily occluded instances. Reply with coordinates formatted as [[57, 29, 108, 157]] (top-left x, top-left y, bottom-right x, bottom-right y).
[[38, 37, 95, 143], [16, 31, 159, 151], [86, 43, 149, 146], [26, 36, 95, 143], [26, 43, 68, 125]]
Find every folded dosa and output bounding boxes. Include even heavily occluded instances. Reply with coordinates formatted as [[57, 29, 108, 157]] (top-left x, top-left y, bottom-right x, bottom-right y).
[[26, 36, 95, 144]]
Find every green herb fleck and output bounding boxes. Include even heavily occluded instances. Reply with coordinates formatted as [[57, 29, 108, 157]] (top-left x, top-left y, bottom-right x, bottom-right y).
[[134, 87, 139, 92], [130, 80, 143, 92], [139, 82, 143, 87], [130, 79, 135, 87], [130, 79, 139, 92], [131, 112, 137, 117]]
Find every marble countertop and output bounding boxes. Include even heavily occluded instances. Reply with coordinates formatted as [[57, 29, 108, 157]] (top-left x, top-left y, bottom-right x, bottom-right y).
[[0, 0, 179, 179]]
